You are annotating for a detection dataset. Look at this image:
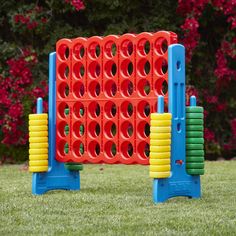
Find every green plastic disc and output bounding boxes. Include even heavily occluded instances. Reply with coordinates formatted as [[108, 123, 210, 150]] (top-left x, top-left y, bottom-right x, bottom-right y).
[[186, 106, 204, 113], [80, 108, 84, 116], [186, 113, 203, 119], [64, 148, 69, 154], [186, 144, 204, 150], [64, 108, 69, 115], [186, 162, 204, 169], [186, 156, 204, 162], [186, 125, 204, 131], [186, 138, 204, 144], [186, 119, 204, 125], [187, 168, 204, 175], [186, 150, 204, 156], [65, 163, 83, 171], [186, 131, 203, 138]]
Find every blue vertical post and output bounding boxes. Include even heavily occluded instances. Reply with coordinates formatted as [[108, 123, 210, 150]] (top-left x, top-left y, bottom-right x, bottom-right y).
[[32, 52, 80, 195]]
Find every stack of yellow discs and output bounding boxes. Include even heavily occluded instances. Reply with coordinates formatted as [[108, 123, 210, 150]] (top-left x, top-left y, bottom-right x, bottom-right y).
[[29, 113, 49, 172], [149, 113, 172, 178]]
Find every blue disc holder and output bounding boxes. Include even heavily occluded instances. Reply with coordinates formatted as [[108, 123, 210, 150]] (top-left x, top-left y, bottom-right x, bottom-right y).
[[152, 44, 201, 203], [32, 52, 80, 194]]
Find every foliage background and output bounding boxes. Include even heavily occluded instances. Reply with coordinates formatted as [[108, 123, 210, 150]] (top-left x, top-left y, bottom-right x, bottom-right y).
[[0, 0, 235, 162]]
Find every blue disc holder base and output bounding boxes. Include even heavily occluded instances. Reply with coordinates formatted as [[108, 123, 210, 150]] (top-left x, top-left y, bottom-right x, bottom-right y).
[[32, 52, 80, 195], [153, 44, 201, 203]]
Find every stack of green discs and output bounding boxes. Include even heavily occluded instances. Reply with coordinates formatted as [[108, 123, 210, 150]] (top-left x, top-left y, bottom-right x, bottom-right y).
[[65, 162, 83, 171], [186, 106, 205, 175]]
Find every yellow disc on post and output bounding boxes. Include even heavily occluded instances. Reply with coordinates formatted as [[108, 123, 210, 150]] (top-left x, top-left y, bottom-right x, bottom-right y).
[[150, 120, 171, 127], [149, 152, 170, 159], [150, 165, 170, 172], [29, 160, 48, 166], [149, 171, 170, 178], [150, 139, 171, 146], [29, 120, 48, 126], [29, 137, 48, 143], [149, 159, 170, 165], [150, 146, 170, 152], [150, 127, 171, 133], [29, 126, 48, 132], [151, 113, 172, 120], [29, 113, 48, 120], [150, 133, 171, 139], [29, 131, 48, 137], [29, 154, 48, 160], [29, 148, 48, 155], [30, 143, 48, 149], [29, 166, 48, 173]]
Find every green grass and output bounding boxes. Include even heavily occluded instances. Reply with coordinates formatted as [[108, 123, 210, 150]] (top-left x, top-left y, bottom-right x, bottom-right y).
[[0, 161, 236, 236]]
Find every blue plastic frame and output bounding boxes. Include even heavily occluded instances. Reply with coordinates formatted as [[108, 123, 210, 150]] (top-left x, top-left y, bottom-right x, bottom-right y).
[[152, 44, 201, 203], [32, 52, 80, 195]]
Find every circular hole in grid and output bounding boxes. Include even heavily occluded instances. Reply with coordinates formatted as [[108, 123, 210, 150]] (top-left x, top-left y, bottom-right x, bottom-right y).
[[104, 41, 117, 58], [121, 121, 133, 138], [73, 140, 84, 158], [88, 61, 101, 79], [73, 102, 85, 118], [162, 80, 168, 95], [120, 101, 133, 118], [88, 102, 100, 118], [155, 58, 168, 76], [58, 82, 69, 98], [137, 121, 150, 139], [58, 63, 69, 80], [88, 42, 101, 59], [58, 121, 68, 138], [88, 81, 101, 98], [121, 141, 133, 159], [104, 80, 117, 97], [104, 141, 117, 158], [104, 121, 116, 138], [137, 59, 150, 77], [73, 62, 85, 79], [155, 78, 167, 96], [137, 101, 150, 118], [73, 81, 85, 98], [88, 141, 100, 158], [121, 80, 133, 97], [121, 59, 133, 77], [137, 39, 150, 56], [73, 121, 85, 138], [121, 40, 133, 57], [88, 121, 100, 138], [155, 37, 168, 55], [137, 79, 150, 96], [104, 60, 117, 78], [58, 102, 69, 119], [58, 44, 70, 61], [104, 101, 117, 118], [58, 139, 67, 157], [73, 43, 85, 60], [137, 142, 150, 159]]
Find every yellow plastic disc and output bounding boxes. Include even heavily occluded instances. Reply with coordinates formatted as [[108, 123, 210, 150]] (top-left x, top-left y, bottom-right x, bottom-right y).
[[150, 139, 171, 146], [150, 165, 171, 172], [29, 137, 48, 143], [151, 113, 172, 120], [29, 113, 48, 120], [29, 154, 48, 160], [150, 127, 171, 133], [150, 120, 171, 127], [29, 120, 48, 126], [29, 148, 48, 155], [29, 160, 48, 166], [150, 133, 171, 139], [150, 146, 170, 152], [149, 152, 170, 159], [149, 159, 170, 165], [29, 131, 48, 137], [29, 125, 48, 132], [30, 143, 48, 149], [29, 166, 48, 173], [149, 171, 170, 178]]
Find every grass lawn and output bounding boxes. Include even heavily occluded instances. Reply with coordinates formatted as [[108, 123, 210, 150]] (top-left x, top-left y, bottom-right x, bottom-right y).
[[0, 161, 236, 235]]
